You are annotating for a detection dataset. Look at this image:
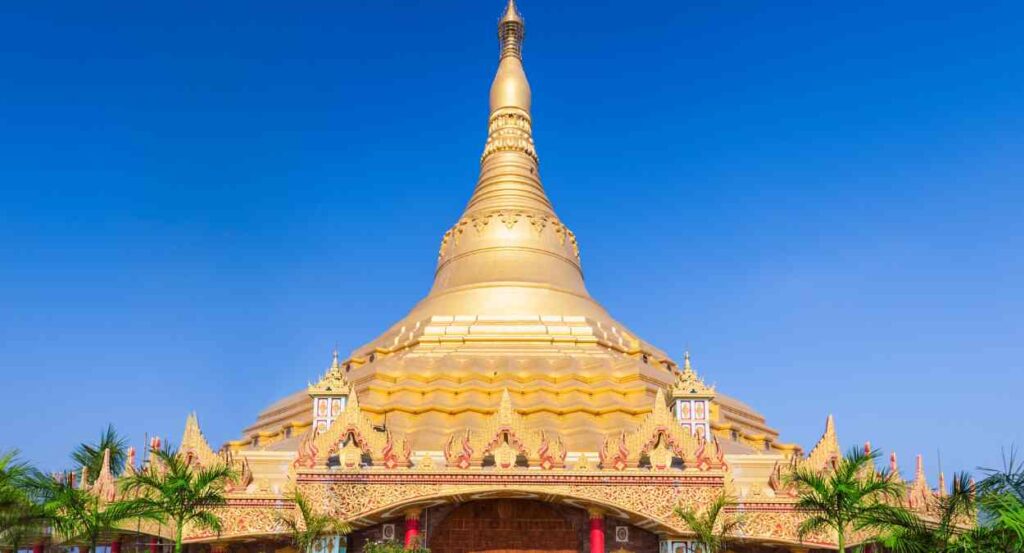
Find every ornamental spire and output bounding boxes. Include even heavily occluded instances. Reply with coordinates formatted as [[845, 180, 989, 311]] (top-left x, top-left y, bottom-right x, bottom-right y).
[[308, 349, 350, 396], [671, 351, 715, 399], [427, 0, 589, 300], [803, 414, 840, 471], [499, 0, 525, 59], [890, 451, 902, 482]]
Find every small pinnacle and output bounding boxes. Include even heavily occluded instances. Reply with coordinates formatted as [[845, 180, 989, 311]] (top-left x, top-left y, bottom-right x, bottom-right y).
[[501, 0, 523, 24]]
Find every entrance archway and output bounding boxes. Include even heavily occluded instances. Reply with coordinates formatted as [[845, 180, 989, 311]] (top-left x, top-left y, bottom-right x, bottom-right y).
[[429, 499, 580, 553]]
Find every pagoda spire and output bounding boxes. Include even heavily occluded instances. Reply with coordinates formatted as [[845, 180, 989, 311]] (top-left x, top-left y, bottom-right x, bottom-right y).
[[426, 0, 590, 300], [356, 0, 667, 366], [499, 0, 525, 59], [470, 0, 545, 213]]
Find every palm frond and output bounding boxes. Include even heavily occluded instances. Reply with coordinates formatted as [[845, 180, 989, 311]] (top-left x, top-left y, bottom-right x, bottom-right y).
[[673, 493, 740, 552], [119, 445, 234, 552], [71, 425, 129, 484]]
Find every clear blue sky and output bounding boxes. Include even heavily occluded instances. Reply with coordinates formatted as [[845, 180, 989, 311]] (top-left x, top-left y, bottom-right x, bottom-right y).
[[1, 1, 1021, 482]]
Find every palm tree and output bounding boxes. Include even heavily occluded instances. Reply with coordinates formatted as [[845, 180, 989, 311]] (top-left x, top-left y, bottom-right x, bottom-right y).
[[277, 490, 350, 553], [977, 449, 1024, 550], [120, 446, 235, 553], [876, 472, 979, 553], [0, 450, 32, 512], [72, 425, 129, 486], [1, 450, 45, 551], [788, 446, 906, 553], [1, 511, 43, 553], [673, 493, 742, 553], [29, 471, 152, 553], [978, 492, 1024, 549]]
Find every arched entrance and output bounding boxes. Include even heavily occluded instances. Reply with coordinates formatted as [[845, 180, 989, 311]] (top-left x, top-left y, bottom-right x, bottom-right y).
[[429, 499, 580, 553]]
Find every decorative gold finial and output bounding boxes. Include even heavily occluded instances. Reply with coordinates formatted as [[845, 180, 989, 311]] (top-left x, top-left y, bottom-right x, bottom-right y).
[[671, 351, 714, 399], [498, 0, 525, 60], [489, 0, 531, 115], [309, 350, 350, 396]]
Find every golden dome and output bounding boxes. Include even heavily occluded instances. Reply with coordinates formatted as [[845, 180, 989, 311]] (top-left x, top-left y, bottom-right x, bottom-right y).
[[238, 1, 783, 455]]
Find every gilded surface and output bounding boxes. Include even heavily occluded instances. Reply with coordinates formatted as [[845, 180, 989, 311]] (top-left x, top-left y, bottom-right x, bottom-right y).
[[180, 412, 220, 468], [443, 389, 567, 469], [295, 390, 411, 470], [599, 390, 725, 471], [163, 3, 953, 551]]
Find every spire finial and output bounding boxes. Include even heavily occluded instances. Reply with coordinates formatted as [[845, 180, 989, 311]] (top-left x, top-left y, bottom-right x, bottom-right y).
[[487, 0, 530, 117], [683, 351, 692, 371], [501, 0, 523, 24], [498, 0, 525, 60], [331, 347, 340, 370]]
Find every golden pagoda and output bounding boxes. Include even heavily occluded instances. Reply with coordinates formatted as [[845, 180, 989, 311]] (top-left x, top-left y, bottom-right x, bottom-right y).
[[90, 2, 952, 552]]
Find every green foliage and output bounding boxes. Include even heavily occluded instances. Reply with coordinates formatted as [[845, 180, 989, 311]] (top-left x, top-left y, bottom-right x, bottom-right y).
[[673, 493, 742, 553], [277, 490, 350, 553], [120, 446, 235, 553], [875, 472, 980, 553], [0, 450, 32, 513], [798, 447, 1024, 553], [788, 446, 906, 553], [28, 471, 154, 552], [974, 449, 1024, 551], [363, 539, 428, 553], [71, 425, 129, 485], [0, 450, 46, 550]]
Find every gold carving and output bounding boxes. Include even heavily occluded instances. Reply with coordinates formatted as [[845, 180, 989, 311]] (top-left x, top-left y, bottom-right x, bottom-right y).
[[671, 352, 715, 399], [802, 415, 840, 472], [303, 391, 411, 469], [600, 389, 724, 471], [443, 390, 566, 469], [308, 350, 350, 397], [181, 412, 219, 469]]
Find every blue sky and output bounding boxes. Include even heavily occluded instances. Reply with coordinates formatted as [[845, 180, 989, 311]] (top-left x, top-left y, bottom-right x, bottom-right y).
[[1, 1, 1021, 481]]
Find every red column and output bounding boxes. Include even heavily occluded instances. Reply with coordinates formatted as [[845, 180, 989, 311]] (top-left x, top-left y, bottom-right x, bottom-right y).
[[588, 508, 605, 553], [110, 538, 121, 553], [149, 539, 159, 553], [404, 508, 422, 548], [33, 543, 44, 553]]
